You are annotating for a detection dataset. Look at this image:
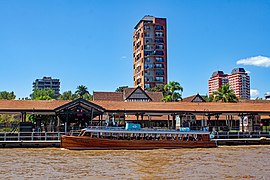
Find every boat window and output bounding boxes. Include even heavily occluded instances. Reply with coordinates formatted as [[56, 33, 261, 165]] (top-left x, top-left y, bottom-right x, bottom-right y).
[[105, 132, 111, 139], [188, 135, 195, 141], [183, 134, 188, 141], [112, 133, 117, 139], [197, 134, 203, 141], [84, 132, 91, 137], [92, 132, 99, 138], [99, 132, 103, 138], [79, 130, 85, 136]]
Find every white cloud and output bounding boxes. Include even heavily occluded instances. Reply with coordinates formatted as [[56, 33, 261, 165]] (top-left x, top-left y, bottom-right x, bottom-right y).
[[236, 56, 270, 67], [266, 92, 270, 96], [121, 56, 127, 59], [250, 89, 260, 99], [245, 70, 251, 74]]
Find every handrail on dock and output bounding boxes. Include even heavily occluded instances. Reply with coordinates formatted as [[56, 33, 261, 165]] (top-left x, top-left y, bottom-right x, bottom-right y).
[[0, 132, 71, 142], [212, 131, 270, 139]]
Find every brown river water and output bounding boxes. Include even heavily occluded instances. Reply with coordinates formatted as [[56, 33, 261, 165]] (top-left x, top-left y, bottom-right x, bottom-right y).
[[0, 146, 269, 179]]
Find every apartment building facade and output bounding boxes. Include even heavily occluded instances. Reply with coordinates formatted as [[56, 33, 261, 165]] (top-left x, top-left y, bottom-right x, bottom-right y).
[[33, 76, 60, 97], [228, 68, 250, 99], [133, 15, 167, 89], [208, 71, 228, 95], [208, 68, 250, 99]]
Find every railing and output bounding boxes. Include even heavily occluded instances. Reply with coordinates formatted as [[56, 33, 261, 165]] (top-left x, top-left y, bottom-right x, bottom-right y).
[[1, 130, 270, 142], [0, 132, 69, 142], [212, 131, 270, 139]]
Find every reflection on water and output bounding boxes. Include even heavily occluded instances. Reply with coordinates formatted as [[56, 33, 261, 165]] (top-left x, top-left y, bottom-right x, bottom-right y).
[[0, 146, 269, 179]]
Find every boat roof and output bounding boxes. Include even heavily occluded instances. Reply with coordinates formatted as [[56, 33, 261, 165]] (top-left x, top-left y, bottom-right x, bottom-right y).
[[82, 127, 210, 135]]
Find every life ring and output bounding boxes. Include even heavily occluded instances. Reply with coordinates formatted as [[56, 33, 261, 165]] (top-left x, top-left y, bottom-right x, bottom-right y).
[[210, 134, 215, 139]]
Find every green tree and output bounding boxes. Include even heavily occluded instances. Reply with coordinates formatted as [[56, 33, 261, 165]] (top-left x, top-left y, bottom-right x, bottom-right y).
[[58, 91, 77, 100], [21, 97, 31, 100], [162, 81, 183, 102], [147, 85, 166, 95], [75, 85, 92, 100], [115, 86, 128, 92], [0, 91, 16, 100], [210, 84, 238, 102], [31, 88, 56, 100]]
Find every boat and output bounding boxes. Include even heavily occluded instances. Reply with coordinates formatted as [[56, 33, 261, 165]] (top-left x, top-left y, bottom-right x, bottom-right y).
[[61, 123, 217, 150]]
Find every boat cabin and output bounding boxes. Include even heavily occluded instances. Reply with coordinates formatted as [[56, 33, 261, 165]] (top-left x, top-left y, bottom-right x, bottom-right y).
[[78, 128, 211, 142]]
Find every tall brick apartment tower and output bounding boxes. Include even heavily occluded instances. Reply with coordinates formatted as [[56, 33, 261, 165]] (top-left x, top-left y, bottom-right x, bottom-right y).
[[133, 15, 167, 89]]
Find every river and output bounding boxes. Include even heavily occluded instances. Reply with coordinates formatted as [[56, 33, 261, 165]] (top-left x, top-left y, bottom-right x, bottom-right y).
[[0, 145, 269, 179]]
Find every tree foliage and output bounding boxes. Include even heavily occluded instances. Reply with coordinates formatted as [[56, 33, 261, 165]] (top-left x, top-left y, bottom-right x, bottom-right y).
[[75, 85, 92, 100], [0, 91, 16, 100], [146, 85, 166, 95], [31, 88, 56, 100], [162, 81, 183, 102], [0, 114, 20, 132], [58, 91, 77, 100], [210, 84, 238, 102], [115, 86, 128, 92]]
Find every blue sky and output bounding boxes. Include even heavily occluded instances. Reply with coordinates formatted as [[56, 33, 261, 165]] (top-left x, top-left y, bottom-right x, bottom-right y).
[[0, 0, 270, 99]]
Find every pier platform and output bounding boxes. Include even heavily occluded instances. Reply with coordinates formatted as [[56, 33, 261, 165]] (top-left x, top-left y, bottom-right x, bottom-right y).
[[213, 138, 270, 146], [0, 140, 60, 148], [0, 131, 270, 148]]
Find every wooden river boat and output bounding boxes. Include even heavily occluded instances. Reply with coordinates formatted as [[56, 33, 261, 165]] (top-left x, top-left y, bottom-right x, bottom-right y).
[[61, 126, 217, 150]]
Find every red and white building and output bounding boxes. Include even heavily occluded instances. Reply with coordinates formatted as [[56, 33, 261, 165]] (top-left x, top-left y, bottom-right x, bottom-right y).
[[228, 68, 250, 99], [208, 68, 250, 99], [208, 71, 228, 95]]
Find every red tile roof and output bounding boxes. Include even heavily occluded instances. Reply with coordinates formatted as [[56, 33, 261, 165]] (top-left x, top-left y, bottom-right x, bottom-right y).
[[182, 94, 206, 102], [0, 100, 270, 114], [0, 100, 69, 111], [93, 92, 123, 101], [146, 92, 163, 102], [123, 88, 135, 99], [93, 101, 270, 114], [93, 88, 163, 102]]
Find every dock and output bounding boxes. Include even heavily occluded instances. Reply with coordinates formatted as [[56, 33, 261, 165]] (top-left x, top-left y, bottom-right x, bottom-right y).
[[0, 131, 270, 148], [214, 138, 270, 146], [0, 132, 66, 148]]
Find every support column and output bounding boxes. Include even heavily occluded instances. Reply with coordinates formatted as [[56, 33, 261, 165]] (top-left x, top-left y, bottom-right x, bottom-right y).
[[215, 114, 220, 131], [21, 112, 26, 122], [172, 114, 175, 129], [141, 114, 144, 127], [123, 113, 126, 125], [180, 114, 183, 128], [148, 115, 150, 128], [239, 113, 244, 132], [65, 113, 68, 134], [98, 114, 101, 126], [207, 115, 211, 131], [56, 115, 60, 132], [251, 115, 254, 132], [167, 115, 170, 129], [90, 108, 94, 126]]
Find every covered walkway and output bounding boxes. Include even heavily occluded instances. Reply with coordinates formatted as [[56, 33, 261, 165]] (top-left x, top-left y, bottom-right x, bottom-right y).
[[0, 99, 269, 132]]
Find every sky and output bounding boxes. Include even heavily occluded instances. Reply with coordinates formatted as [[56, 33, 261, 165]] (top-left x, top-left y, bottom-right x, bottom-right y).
[[0, 0, 270, 99]]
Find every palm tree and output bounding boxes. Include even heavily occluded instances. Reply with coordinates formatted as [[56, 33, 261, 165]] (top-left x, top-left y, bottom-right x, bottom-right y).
[[58, 91, 77, 100], [162, 81, 183, 102], [211, 84, 238, 102], [75, 85, 90, 99]]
